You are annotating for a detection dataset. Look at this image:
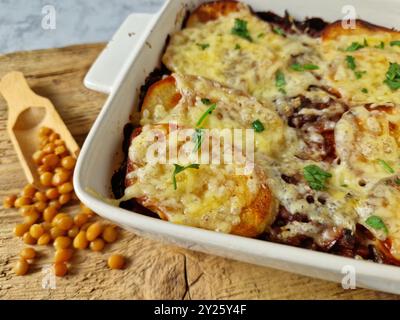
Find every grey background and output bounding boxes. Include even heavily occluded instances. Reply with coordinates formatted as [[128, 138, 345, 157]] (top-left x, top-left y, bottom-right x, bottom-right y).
[[0, 0, 166, 54]]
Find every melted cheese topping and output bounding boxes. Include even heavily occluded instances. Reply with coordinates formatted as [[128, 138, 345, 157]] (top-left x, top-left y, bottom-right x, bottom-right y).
[[163, 5, 322, 104], [142, 75, 288, 157], [332, 105, 400, 258], [126, 2, 400, 259], [164, 5, 400, 108], [334, 105, 400, 188], [321, 34, 400, 105], [126, 125, 262, 233], [356, 182, 400, 259], [127, 74, 284, 233]]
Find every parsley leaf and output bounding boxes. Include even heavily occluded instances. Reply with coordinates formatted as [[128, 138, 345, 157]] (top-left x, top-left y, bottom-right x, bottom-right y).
[[366, 215, 388, 235], [355, 70, 366, 79], [300, 64, 319, 71], [196, 103, 217, 127], [345, 55, 356, 70], [384, 62, 400, 90], [172, 164, 200, 190], [378, 159, 395, 174], [272, 27, 286, 36], [257, 32, 265, 38], [252, 120, 265, 132], [231, 19, 252, 42], [361, 88, 368, 93], [386, 62, 400, 80], [345, 56, 366, 79], [234, 44, 241, 50], [395, 177, 400, 185], [390, 40, 400, 47], [303, 165, 332, 191], [196, 43, 210, 50], [192, 128, 205, 152], [275, 70, 286, 94], [290, 63, 303, 71], [345, 41, 365, 51], [192, 99, 216, 151], [290, 63, 319, 72], [375, 41, 385, 49]]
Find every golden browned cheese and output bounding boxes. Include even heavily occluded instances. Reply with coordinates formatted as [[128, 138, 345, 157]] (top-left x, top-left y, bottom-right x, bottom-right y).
[[126, 129, 277, 237], [186, 1, 245, 28], [163, 2, 322, 104]]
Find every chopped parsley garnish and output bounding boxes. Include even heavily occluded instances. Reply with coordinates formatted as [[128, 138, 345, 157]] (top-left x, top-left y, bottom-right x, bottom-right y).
[[384, 62, 400, 90], [378, 159, 395, 174], [172, 164, 200, 190], [395, 177, 400, 185], [231, 19, 252, 42], [290, 63, 319, 72], [252, 120, 265, 132], [355, 70, 366, 79], [196, 43, 210, 50], [345, 55, 356, 70], [361, 88, 368, 93], [345, 55, 366, 79], [192, 128, 205, 152], [340, 184, 349, 188], [275, 70, 286, 94], [272, 27, 285, 36], [235, 44, 241, 50], [257, 32, 266, 38], [365, 215, 388, 235], [363, 38, 369, 47], [303, 165, 332, 191], [345, 41, 366, 51], [191, 99, 217, 151], [375, 41, 385, 49], [196, 102, 217, 127], [390, 40, 400, 47]]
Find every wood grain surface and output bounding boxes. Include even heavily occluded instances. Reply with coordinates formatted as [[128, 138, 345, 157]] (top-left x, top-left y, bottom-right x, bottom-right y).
[[0, 43, 398, 300]]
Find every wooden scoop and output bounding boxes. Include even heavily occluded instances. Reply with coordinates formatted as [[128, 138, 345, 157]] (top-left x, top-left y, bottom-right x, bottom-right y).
[[0, 71, 79, 186]]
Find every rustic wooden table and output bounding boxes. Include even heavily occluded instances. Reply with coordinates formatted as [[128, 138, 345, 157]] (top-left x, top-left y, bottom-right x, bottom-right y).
[[0, 44, 398, 300]]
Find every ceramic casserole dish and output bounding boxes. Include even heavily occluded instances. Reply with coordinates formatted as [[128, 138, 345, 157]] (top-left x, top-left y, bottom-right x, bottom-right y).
[[74, 0, 400, 294]]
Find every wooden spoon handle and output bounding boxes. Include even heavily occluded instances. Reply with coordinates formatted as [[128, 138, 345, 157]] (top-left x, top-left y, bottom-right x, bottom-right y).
[[0, 71, 51, 116]]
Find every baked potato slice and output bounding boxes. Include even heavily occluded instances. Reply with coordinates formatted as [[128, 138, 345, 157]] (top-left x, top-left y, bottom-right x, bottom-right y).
[[186, 0, 245, 28], [125, 124, 277, 238], [230, 182, 276, 237], [140, 75, 181, 122], [322, 20, 400, 40]]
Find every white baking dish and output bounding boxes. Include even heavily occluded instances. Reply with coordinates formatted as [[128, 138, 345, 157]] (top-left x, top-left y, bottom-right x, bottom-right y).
[[74, 0, 400, 295]]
